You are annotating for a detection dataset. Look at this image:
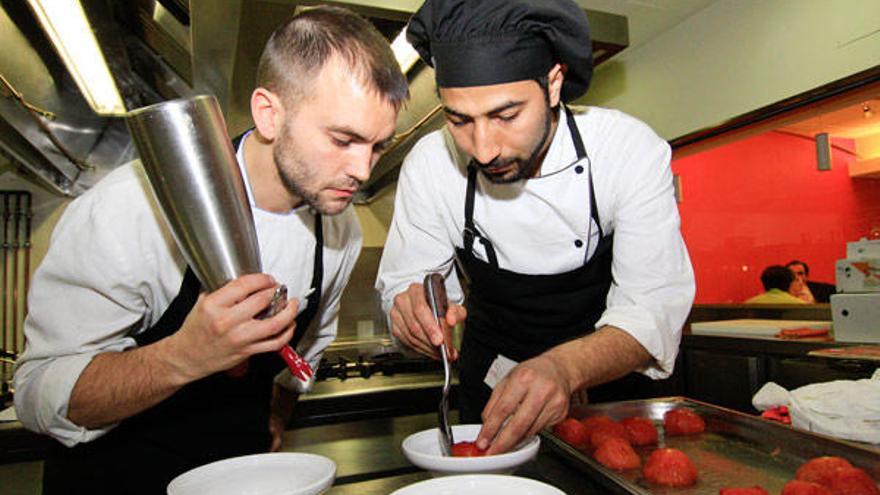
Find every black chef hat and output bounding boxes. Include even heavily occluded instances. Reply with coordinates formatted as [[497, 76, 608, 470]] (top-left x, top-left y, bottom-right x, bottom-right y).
[[407, 0, 593, 102]]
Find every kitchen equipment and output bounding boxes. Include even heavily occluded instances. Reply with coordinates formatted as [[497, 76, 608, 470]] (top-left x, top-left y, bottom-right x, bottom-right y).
[[543, 397, 879, 495], [125, 95, 312, 382], [390, 474, 564, 495], [836, 259, 880, 293], [126, 95, 260, 290], [689, 319, 831, 338], [401, 424, 540, 477], [424, 272, 453, 456], [830, 293, 880, 343], [831, 237, 880, 344], [166, 452, 335, 495], [847, 237, 880, 260]]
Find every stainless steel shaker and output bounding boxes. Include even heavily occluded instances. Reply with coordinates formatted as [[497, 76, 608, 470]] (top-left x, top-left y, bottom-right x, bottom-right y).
[[125, 95, 313, 382], [125, 94, 260, 291]]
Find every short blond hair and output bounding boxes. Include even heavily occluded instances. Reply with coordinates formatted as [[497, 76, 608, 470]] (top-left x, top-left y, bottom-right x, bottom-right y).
[[257, 6, 409, 110]]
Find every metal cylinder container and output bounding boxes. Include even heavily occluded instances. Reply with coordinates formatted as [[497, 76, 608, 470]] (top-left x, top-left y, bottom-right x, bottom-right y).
[[125, 94, 260, 292]]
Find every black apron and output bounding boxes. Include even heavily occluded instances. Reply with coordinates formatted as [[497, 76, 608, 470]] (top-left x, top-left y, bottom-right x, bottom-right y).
[[455, 106, 652, 423], [42, 135, 325, 495]]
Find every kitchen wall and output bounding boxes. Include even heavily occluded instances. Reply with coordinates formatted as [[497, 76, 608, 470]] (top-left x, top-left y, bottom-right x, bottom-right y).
[[582, 0, 880, 141], [672, 131, 880, 304], [353, 187, 395, 248]]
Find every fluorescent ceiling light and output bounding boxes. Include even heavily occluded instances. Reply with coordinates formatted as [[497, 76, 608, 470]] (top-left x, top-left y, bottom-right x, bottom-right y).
[[27, 0, 126, 116], [391, 27, 420, 74]]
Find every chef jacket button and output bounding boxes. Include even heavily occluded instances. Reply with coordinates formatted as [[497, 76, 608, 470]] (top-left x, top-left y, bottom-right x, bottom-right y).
[[574, 239, 584, 248], [575, 165, 584, 174]]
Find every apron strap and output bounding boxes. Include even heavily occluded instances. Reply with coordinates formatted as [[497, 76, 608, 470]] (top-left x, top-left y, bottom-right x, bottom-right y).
[[563, 105, 606, 258], [291, 213, 323, 348], [134, 266, 200, 347], [463, 165, 499, 268]]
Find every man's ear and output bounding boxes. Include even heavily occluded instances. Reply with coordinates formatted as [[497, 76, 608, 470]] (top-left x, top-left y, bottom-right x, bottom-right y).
[[251, 87, 284, 141], [547, 63, 566, 108]]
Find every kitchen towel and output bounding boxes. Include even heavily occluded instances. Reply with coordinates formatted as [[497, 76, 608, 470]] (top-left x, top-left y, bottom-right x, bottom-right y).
[[752, 370, 880, 444]]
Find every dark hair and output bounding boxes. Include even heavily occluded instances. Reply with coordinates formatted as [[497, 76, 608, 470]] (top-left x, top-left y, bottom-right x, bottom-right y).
[[761, 265, 795, 291], [256, 6, 409, 110], [786, 260, 809, 276]]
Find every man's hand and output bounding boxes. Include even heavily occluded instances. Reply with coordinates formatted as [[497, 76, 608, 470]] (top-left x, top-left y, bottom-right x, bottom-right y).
[[475, 354, 571, 455], [166, 273, 299, 383], [474, 326, 654, 455], [68, 273, 300, 429], [389, 282, 466, 360]]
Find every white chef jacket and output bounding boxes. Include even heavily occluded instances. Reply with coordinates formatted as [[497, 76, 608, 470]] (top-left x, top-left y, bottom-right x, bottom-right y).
[[14, 132, 361, 447], [376, 105, 694, 379]]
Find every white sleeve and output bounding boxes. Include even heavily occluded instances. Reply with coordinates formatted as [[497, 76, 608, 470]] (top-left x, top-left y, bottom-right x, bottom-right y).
[[275, 210, 363, 393], [595, 122, 695, 379], [13, 189, 156, 446], [375, 138, 464, 323]]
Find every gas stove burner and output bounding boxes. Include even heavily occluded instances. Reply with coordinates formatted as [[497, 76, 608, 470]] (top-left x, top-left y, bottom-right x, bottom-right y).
[[315, 352, 444, 381]]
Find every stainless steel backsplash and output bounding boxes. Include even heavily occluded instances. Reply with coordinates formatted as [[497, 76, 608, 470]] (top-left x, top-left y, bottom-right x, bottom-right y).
[[335, 247, 387, 343]]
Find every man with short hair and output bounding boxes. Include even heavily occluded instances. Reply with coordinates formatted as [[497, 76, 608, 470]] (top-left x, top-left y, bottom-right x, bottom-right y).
[[746, 265, 807, 304], [786, 259, 835, 303], [14, 7, 407, 493], [377, 0, 694, 455], [786, 260, 816, 303]]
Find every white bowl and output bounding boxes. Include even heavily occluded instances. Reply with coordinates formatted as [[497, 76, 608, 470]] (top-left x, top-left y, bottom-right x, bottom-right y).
[[390, 474, 564, 495], [167, 452, 335, 495], [401, 424, 540, 477]]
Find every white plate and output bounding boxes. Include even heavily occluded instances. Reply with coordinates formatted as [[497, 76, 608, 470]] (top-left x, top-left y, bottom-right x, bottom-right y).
[[390, 474, 564, 495], [167, 452, 335, 495], [401, 424, 540, 477]]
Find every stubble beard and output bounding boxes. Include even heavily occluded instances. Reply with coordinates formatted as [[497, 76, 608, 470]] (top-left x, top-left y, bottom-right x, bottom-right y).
[[273, 125, 354, 216], [477, 104, 554, 184]]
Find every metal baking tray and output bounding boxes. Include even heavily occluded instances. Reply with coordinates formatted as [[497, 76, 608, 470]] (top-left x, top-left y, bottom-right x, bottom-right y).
[[541, 397, 880, 494]]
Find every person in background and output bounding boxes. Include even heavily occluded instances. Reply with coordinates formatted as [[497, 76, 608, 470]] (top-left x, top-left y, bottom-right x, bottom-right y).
[[376, 0, 694, 455], [785, 260, 815, 303], [14, 7, 407, 494], [786, 259, 835, 303], [746, 265, 807, 304]]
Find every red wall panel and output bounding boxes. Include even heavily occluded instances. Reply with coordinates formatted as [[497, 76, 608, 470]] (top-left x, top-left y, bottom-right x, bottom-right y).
[[672, 131, 880, 303]]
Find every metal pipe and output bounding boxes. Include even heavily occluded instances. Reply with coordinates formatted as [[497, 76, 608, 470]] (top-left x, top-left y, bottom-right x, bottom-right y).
[[1, 194, 8, 353], [11, 193, 21, 355], [23, 192, 32, 347]]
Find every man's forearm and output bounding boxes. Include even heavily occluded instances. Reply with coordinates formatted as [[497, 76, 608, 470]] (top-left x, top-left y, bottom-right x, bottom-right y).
[[67, 338, 190, 429], [544, 325, 653, 392]]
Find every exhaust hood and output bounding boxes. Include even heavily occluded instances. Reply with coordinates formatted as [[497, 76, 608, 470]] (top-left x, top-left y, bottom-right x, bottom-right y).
[[0, 0, 628, 198]]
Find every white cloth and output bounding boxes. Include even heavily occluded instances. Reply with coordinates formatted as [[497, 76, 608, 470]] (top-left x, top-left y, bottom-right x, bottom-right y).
[[752, 373, 880, 444], [376, 106, 694, 378], [14, 133, 362, 447]]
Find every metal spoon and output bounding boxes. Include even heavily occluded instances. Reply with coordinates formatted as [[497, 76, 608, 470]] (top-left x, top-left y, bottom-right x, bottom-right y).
[[424, 272, 454, 456]]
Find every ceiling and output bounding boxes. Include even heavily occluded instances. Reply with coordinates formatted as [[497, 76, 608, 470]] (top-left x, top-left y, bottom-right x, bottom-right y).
[[777, 99, 880, 140], [575, 0, 716, 49]]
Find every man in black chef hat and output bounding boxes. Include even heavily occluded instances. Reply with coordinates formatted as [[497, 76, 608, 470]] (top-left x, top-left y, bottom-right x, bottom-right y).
[[377, 0, 695, 454]]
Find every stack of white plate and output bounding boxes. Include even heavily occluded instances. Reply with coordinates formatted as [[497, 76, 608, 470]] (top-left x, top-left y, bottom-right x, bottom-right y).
[[167, 452, 335, 495], [391, 474, 564, 494]]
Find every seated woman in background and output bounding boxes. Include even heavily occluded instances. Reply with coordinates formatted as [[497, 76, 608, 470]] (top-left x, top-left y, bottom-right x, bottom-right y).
[[745, 265, 807, 304]]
